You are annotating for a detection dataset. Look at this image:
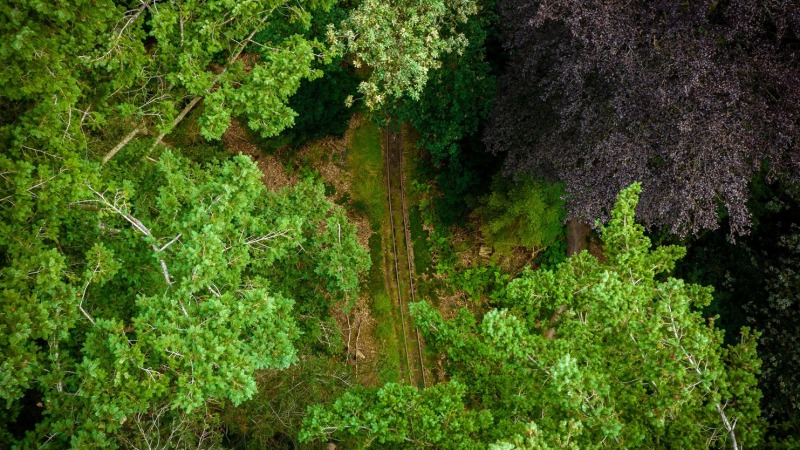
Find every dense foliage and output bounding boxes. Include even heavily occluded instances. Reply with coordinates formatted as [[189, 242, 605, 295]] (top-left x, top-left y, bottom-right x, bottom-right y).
[[2, 0, 333, 151], [250, 5, 361, 150], [303, 185, 763, 448], [3, 0, 798, 448], [485, 0, 800, 236], [389, 0, 500, 224], [301, 382, 493, 448], [330, 0, 478, 109], [0, 148, 368, 446], [473, 176, 565, 253], [1, 0, 477, 446]]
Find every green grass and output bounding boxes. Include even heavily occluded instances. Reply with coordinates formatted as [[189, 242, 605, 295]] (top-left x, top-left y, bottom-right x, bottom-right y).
[[346, 119, 400, 383], [347, 121, 385, 230], [403, 137, 437, 303], [408, 205, 432, 276], [367, 234, 400, 383]]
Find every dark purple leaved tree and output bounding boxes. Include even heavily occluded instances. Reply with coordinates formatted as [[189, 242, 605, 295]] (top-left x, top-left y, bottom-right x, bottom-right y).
[[486, 0, 800, 236]]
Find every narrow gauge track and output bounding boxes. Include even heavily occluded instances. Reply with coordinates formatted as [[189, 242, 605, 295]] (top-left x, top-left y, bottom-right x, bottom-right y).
[[384, 126, 427, 388]]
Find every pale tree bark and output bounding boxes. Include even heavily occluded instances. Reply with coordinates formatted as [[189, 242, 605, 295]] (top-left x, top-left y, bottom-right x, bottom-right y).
[[88, 186, 187, 314], [665, 302, 741, 450], [102, 127, 143, 164], [104, 7, 277, 161]]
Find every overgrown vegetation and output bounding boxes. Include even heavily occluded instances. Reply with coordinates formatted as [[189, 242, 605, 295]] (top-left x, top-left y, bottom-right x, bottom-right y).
[[473, 176, 565, 255], [671, 174, 800, 445], [302, 185, 764, 448], [2, 0, 799, 447], [344, 120, 401, 383], [347, 121, 385, 226], [388, 0, 501, 225]]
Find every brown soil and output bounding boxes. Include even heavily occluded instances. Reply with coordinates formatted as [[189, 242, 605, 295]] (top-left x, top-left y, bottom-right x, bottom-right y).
[[296, 137, 350, 197], [316, 116, 379, 385], [222, 118, 298, 192], [294, 115, 373, 251]]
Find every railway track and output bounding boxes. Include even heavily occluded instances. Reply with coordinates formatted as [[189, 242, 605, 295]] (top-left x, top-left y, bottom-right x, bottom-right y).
[[384, 126, 427, 388]]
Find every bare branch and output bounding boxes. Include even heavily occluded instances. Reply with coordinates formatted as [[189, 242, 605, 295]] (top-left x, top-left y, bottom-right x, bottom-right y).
[[148, 12, 273, 151], [78, 261, 102, 325], [149, 95, 203, 151], [159, 259, 173, 286], [88, 185, 152, 236], [207, 284, 221, 298], [88, 186, 183, 291], [102, 127, 144, 164], [244, 229, 293, 246], [157, 233, 182, 252], [666, 301, 740, 450]]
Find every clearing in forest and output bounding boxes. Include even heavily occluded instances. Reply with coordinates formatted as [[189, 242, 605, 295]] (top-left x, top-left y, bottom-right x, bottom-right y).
[[217, 113, 430, 388]]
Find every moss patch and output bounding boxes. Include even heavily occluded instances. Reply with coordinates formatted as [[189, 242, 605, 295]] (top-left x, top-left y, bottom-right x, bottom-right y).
[[408, 204, 431, 276], [347, 121, 385, 230], [346, 120, 400, 383], [367, 234, 400, 382]]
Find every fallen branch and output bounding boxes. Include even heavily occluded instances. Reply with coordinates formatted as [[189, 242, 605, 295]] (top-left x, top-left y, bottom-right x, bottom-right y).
[[103, 127, 143, 164]]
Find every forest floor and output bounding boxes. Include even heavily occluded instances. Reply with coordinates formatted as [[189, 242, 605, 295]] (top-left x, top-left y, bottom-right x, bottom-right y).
[[219, 113, 417, 387]]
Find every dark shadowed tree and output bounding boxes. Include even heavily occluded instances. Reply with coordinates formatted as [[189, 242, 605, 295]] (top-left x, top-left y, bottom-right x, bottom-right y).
[[674, 176, 800, 444], [485, 0, 800, 236], [387, 0, 500, 224]]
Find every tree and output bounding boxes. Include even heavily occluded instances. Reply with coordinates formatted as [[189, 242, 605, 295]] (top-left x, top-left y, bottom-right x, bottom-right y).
[[0, 150, 368, 446], [2, 0, 483, 168], [303, 184, 764, 448], [485, 0, 800, 236], [329, 0, 479, 109], [673, 176, 800, 444], [301, 382, 493, 448], [473, 175, 564, 254], [387, 0, 499, 224], [1, 0, 333, 162], [0, 8, 342, 408], [1, 0, 483, 446]]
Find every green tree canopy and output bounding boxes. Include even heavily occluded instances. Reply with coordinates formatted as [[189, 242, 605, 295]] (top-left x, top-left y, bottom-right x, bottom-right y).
[[302, 184, 763, 449], [0, 149, 368, 446], [387, 0, 498, 224], [0, 0, 505, 446], [473, 176, 565, 254], [329, 0, 478, 109], [301, 382, 493, 448]]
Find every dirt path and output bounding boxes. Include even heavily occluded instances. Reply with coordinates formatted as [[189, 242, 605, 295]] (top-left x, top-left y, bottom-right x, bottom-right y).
[[384, 126, 427, 388]]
